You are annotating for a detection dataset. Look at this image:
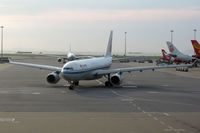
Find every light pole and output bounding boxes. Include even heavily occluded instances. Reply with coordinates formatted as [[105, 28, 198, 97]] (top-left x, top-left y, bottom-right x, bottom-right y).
[[170, 30, 174, 44], [124, 32, 127, 56], [1, 26, 3, 59], [194, 29, 197, 40]]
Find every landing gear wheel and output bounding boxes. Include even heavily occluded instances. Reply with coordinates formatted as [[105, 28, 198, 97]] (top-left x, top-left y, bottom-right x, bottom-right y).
[[69, 85, 74, 90], [74, 81, 79, 86], [105, 81, 113, 87]]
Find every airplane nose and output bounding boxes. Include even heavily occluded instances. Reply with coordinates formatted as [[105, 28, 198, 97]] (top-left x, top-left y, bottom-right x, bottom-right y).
[[61, 70, 68, 80]]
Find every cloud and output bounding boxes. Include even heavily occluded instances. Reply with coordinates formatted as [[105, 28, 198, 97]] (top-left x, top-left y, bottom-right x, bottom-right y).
[[0, 8, 200, 28], [29, 9, 200, 21]]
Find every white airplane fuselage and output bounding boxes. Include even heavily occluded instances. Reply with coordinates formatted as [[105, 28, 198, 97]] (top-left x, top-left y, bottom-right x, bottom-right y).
[[176, 53, 194, 62], [169, 51, 194, 61], [167, 41, 195, 62], [67, 52, 77, 61], [61, 56, 112, 81]]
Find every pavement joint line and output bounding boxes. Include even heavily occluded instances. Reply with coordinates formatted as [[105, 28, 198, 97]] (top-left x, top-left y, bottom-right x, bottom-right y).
[[160, 121, 165, 125], [135, 97, 197, 107], [31, 92, 40, 95], [122, 85, 137, 88], [110, 88, 185, 133], [147, 91, 160, 94], [163, 113, 170, 116], [168, 125, 173, 129], [88, 117, 96, 120], [164, 128, 185, 132], [153, 117, 158, 121], [110, 89, 131, 98], [143, 111, 184, 133], [61, 91, 67, 94], [137, 107, 141, 110], [147, 113, 152, 117], [0, 118, 15, 123], [121, 98, 134, 102], [132, 104, 136, 106], [160, 84, 169, 87], [142, 110, 146, 114]]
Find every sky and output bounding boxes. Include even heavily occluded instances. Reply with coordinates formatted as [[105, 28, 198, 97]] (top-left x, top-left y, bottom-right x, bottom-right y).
[[1, 0, 200, 55]]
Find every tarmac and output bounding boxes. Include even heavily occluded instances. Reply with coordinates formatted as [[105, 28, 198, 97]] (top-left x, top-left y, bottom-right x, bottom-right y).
[[0, 56, 200, 133]]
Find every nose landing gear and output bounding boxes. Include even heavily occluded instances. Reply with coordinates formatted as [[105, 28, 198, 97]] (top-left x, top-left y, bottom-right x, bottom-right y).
[[68, 81, 79, 90], [105, 74, 113, 87], [69, 85, 74, 90]]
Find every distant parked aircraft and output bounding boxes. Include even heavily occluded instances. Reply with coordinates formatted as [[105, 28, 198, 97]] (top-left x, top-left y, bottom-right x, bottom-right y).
[[161, 49, 182, 64], [42, 44, 78, 63], [166, 41, 196, 63], [191, 40, 200, 59]]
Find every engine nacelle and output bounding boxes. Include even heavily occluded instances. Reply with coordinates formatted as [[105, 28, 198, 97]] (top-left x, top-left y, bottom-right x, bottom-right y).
[[110, 73, 123, 86], [46, 72, 60, 84]]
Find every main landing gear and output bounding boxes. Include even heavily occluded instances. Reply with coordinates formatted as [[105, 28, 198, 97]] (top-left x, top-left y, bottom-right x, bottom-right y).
[[68, 81, 79, 90], [105, 74, 113, 87], [105, 81, 113, 87]]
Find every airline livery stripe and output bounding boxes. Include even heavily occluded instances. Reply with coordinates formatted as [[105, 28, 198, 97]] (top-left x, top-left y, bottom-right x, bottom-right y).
[[62, 65, 111, 74]]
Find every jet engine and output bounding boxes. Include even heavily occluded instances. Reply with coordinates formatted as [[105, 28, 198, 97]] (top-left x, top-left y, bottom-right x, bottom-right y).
[[46, 72, 60, 84], [110, 73, 123, 86]]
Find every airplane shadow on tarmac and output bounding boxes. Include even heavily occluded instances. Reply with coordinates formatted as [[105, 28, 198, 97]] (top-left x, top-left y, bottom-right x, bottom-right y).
[[38, 81, 198, 99], [69, 84, 166, 99]]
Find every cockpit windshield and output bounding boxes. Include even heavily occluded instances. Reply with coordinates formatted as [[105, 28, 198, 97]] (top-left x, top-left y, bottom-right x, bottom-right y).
[[64, 67, 73, 71]]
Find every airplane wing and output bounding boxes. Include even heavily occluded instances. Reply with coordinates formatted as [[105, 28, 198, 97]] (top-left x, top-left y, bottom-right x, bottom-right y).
[[9, 59, 62, 72], [95, 64, 193, 75], [112, 57, 153, 63]]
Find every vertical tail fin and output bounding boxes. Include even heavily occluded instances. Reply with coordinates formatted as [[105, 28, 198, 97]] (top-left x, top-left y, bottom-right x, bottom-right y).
[[161, 49, 167, 59], [69, 43, 71, 53], [105, 30, 113, 57], [166, 41, 181, 55], [191, 40, 200, 55]]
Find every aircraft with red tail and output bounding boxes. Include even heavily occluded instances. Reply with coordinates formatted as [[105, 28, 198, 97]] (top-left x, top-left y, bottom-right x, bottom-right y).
[[166, 41, 196, 63], [191, 40, 200, 59], [161, 49, 182, 64]]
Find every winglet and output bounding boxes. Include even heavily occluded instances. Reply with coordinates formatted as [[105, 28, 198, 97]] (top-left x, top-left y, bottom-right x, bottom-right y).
[[105, 30, 113, 57]]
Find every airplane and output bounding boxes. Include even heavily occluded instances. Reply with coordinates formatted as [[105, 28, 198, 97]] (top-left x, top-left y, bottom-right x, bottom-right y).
[[160, 49, 182, 64], [57, 52, 77, 63], [166, 41, 196, 63], [9, 31, 193, 90], [191, 40, 200, 58], [44, 44, 94, 63], [42, 45, 78, 63]]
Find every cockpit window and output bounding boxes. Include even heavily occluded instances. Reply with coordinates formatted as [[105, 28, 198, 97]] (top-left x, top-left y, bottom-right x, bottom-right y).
[[64, 67, 73, 71]]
